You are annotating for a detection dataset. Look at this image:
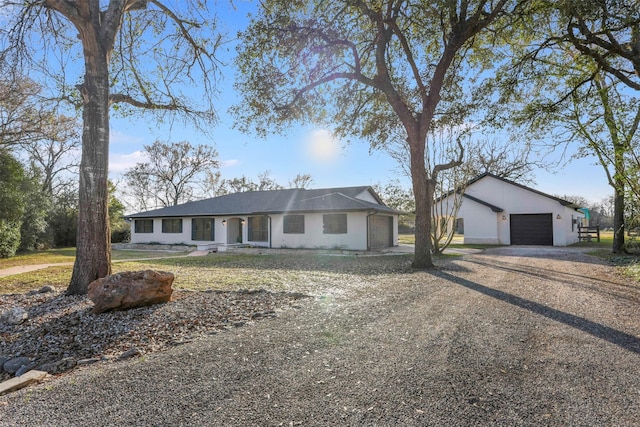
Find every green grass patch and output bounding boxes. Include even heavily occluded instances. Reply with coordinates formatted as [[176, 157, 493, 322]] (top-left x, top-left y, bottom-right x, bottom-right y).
[[571, 230, 614, 249], [622, 262, 640, 282], [0, 266, 73, 294], [0, 248, 76, 269], [0, 247, 190, 270], [398, 234, 415, 245]]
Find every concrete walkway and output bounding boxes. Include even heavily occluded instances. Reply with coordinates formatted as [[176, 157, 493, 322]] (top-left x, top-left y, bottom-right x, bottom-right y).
[[0, 263, 75, 278]]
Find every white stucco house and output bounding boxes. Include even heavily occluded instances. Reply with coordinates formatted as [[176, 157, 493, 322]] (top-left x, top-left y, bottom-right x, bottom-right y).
[[126, 186, 401, 251], [437, 173, 586, 246]]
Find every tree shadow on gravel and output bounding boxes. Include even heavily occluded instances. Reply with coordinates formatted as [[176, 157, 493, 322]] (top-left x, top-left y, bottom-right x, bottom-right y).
[[462, 258, 640, 304], [431, 270, 640, 355]]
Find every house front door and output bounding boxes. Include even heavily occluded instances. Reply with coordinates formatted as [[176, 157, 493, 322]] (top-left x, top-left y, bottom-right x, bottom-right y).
[[225, 217, 243, 244]]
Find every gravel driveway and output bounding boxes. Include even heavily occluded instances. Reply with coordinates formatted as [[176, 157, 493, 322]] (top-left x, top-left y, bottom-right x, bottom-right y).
[[2, 247, 639, 426]]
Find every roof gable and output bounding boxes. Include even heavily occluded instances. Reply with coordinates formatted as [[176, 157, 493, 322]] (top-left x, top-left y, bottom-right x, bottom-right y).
[[439, 173, 581, 211], [465, 173, 580, 208]]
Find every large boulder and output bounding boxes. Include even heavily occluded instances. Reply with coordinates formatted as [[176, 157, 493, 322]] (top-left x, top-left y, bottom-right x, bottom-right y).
[[88, 270, 174, 314]]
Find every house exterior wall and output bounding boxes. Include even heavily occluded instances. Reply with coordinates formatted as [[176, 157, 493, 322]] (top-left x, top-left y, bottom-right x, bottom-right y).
[[270, 212, 369, 250], [130, 212, 398, 250], [456, 202, 500, 245], [445, 176, 584, 246]]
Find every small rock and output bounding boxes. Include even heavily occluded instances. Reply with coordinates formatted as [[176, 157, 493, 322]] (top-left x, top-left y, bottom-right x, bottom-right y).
[[15, 365, 31, 377], [0, 357, 9, 372], [119, 348, 142, 359], [1, 307, 28, 325], [3, 357, 32, 375], [38, 285, 56, 293], [38, 357, 77, 374]]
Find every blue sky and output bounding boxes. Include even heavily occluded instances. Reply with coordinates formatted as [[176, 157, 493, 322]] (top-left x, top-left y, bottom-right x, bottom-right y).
[[107, 0, 614, 206]]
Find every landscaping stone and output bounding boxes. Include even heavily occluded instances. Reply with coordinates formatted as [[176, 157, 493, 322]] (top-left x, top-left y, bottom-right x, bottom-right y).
[[3, 357, 32, 375], [38, 285, 56, 293], [119, 348, 142, 359], [88, 270, 174, 314], [1, 307, 28, 325], [15, 365, 31, 377], [0, 356, 9, 371], [38, 357, 77, 374]]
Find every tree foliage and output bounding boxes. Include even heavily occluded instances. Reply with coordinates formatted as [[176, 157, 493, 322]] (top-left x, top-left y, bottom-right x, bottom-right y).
[[288, 173, 315, 189], [124, 140, 219, 210], [0, 76, 50, 148], [559, 0, 640, 91], [0, 150, 27, 257], [199, 170, 312, 198], [373, 180, 415, 214], [18, 167, 51, 251]]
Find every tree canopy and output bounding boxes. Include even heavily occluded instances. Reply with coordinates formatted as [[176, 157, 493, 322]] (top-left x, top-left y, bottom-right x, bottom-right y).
[[124, 140, 220, 210]]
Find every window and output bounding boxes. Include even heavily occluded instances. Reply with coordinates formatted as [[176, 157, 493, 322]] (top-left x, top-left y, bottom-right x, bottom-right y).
[[162, 218, 183, 233], [192, 218, 214, 241], [323, 214, 347, 234], [283, 215, 305, 234], [248, 216, 268, 242], [135, 219, 153, 233]]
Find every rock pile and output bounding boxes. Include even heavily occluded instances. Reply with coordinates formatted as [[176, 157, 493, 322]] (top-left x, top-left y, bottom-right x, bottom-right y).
[[1, 287, 309, 381]]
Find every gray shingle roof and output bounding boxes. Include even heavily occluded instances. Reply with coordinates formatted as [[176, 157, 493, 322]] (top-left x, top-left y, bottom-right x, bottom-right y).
[[127, 186, 401, 218]]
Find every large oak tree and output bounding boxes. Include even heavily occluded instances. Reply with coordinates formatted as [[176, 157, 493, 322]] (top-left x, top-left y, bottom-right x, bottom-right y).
[[0, 1, 220, 294], [234, 0, 528, 268]]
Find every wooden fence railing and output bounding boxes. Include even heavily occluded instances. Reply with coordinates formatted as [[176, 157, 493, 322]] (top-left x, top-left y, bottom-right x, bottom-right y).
[[578, 225, 600, 242]]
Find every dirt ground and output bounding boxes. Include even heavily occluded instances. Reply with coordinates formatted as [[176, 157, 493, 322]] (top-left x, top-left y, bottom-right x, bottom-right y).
[[1, 247, 639, 426]]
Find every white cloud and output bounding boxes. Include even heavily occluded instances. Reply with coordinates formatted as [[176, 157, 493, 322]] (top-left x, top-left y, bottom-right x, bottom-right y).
[[109, 150, 148, 173], [221, 159, 239, 168], [306, 129, 341, 163]]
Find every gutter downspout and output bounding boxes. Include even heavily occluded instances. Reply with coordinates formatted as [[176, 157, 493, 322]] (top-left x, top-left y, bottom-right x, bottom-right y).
[[268, 216, 272, 249]]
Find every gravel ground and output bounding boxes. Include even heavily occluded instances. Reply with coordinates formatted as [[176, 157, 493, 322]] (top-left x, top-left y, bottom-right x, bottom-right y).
[[1, 247, 640, 426]]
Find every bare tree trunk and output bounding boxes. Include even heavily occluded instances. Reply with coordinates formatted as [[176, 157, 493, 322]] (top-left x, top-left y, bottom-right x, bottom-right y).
[[409, 134, 434, 269], [612, 181, 625, 254], [67, 36, 112, 295]]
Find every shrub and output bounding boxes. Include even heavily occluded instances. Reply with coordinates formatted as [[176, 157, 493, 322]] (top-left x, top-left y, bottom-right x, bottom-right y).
[[0, 221, 21, 258]]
